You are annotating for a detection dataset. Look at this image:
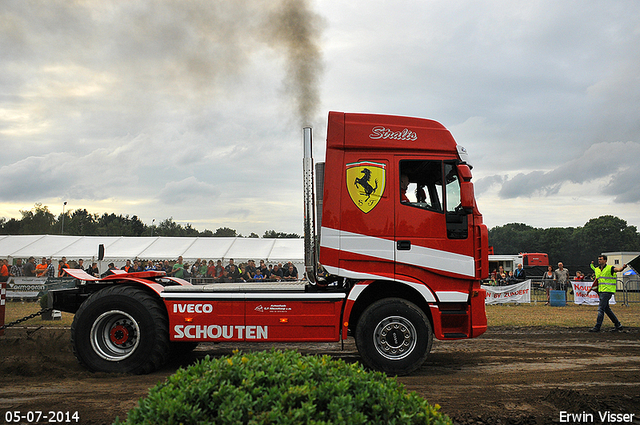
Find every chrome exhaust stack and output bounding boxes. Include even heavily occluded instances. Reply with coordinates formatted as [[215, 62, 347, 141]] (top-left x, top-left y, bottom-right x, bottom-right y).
[[303, 126, 317, 284]]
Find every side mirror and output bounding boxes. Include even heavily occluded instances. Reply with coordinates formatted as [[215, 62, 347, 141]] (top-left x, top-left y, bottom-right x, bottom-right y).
[[458, 165, 475, 212], [460, 181, 475, 211]]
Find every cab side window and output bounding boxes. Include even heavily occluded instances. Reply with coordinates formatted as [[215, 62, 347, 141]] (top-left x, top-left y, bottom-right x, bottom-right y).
[[400, 160, 468, 239], [399, 160, 444, 213], [444, 163, 462, 213]]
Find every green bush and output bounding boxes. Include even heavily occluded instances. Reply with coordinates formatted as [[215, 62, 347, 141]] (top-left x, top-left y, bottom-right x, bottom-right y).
[[115, 349, 451, 425]]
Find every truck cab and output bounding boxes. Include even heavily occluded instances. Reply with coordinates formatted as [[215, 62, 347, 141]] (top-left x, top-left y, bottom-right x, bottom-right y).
[[317, 112, 488, 371]]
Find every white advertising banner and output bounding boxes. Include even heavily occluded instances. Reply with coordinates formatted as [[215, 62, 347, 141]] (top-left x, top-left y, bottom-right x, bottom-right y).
[[5, 277, 76, 300], [482, 280, 531, 304], [6, 277, 47, 299], [571, 281, 616, 305]]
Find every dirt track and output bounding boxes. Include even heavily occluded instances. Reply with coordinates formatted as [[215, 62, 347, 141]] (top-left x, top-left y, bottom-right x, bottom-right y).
[[1, 326, 639, 425]]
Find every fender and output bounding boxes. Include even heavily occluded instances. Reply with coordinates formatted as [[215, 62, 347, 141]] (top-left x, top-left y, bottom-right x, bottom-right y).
[[62, 268, 192, 296], [51, 269, 192, 313], [113, 275, 192, 296], [341, 281, 371, 339], [114, 278, 166, 296], [341, 278, 437, 339]]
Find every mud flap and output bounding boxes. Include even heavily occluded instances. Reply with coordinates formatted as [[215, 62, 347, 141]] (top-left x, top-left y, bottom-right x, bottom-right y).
[[470, 287, 487, 337]]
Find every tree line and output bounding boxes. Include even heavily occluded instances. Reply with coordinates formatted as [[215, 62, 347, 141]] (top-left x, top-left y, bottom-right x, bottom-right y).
[[489, 215, 640, 271], [0, 204, 300, 239]]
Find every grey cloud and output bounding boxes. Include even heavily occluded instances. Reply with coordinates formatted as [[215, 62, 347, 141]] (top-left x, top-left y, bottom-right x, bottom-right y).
[[225, 208, 252, 219], [498, 171, 560, 199], [157, 176, 220, 205], [604, 161, 640, 204], [474, 174, 507, 196], [0, 155, 69, 200], [496, 141, 640, 202], [0, 134, 163, 202]]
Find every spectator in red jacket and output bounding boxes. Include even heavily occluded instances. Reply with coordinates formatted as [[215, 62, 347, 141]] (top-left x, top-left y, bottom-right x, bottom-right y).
[[0, 259, 9, 282]]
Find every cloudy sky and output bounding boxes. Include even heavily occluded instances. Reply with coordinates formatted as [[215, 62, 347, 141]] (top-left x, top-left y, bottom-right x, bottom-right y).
[[1, 0, 639, 236]]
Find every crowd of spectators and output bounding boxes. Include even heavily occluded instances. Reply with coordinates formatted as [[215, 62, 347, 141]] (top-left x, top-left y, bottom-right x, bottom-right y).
[[1, 256, 301, 284], [488, 262, 588, 287], [1, 256, 74, 280], [160, 257, 301, 284], [488, 265, 526, 286]]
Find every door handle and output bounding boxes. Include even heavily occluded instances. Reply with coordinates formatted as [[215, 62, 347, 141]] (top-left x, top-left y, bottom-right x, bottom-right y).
[[397, 240, 411, 250]]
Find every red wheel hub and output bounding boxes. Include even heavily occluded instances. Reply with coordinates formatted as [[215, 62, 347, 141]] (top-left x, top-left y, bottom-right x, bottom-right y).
[[109, 325, 130, 345]]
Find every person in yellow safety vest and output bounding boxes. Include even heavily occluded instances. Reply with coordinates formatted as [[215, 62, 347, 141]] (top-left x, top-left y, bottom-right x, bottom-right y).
[[589, 254, 626, 332]]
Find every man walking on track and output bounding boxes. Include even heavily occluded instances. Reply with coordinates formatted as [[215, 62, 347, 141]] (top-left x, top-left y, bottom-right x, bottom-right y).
[[589, 255, 626, 332]]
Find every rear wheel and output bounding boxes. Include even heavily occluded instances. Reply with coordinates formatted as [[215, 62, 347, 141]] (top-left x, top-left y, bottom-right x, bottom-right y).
[[71, 285, 170, 374], [355, 298, 432, 376]]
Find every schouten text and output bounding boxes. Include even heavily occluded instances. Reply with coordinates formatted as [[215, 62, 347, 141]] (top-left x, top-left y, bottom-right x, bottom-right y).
[[173, 324, 268, 340]]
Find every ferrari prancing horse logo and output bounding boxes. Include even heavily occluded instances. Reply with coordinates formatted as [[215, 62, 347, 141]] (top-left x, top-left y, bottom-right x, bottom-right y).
[[346, 161, 386, 213]]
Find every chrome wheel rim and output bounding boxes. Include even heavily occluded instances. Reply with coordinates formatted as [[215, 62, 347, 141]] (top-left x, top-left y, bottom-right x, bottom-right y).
[[90, 310, 140, 362], [373, 315, 416, 360]]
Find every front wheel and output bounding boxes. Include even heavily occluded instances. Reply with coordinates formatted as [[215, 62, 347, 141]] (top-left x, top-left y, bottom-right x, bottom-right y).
[[355, 298, 432, 376], [71, 285, 170, 374]]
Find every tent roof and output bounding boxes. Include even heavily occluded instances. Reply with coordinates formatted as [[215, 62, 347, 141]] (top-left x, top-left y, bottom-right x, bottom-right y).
[[54, 236, 122, 259], [0, 235, 304, 264], [0, 235, 48, 257], [181, 237, 236, 260], [7, 235, 79, 259]]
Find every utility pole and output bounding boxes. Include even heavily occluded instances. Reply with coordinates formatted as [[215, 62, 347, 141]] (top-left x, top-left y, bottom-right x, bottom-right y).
[[61, 201, 67, 234]]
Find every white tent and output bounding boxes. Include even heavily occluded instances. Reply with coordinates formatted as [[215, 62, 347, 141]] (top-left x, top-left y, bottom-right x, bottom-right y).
[[0, 235, 305, 273], [50, 236, 122, 260]]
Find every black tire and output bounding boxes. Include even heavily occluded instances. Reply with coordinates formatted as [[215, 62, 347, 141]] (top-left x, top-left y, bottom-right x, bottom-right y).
[[70, 285, 170, 374], [355, 298, 432, 376]]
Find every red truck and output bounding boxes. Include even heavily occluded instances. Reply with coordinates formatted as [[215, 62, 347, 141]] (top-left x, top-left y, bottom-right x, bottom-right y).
[[51, 111, 489, 376]]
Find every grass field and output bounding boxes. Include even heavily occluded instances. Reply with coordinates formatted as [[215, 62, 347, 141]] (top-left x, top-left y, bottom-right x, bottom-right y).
[[3, 298, 639, 329], [3, 300, 75, 327], [485, 302, 640, 327]]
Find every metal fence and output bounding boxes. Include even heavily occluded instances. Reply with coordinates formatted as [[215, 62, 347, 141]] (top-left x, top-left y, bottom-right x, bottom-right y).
[[622, 276, 640, 305], [527, 278, 576, 304], [489, 276, 640, 305]]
